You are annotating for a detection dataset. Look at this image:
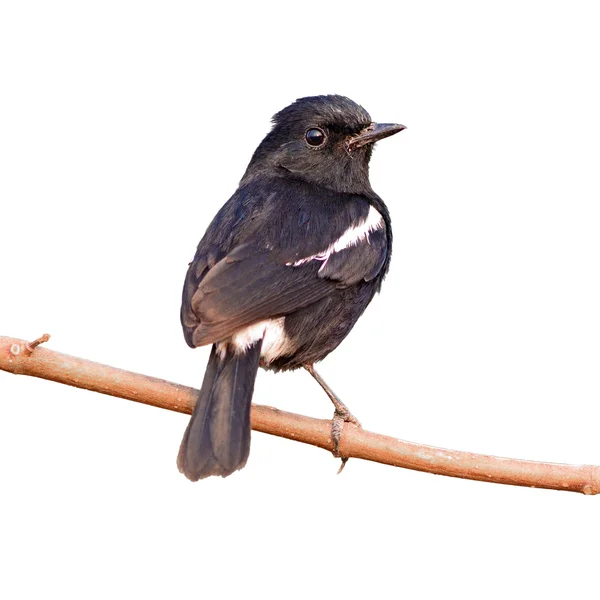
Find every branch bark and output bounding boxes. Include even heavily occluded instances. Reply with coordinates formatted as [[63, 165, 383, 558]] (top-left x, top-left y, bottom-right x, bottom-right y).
[[1, 334, 598, 495]]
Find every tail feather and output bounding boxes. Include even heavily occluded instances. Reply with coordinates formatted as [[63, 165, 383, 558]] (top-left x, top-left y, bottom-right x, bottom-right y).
[[177, 341, 262, 481]]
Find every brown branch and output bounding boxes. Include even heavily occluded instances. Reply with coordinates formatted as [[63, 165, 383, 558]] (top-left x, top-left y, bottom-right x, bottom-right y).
[[1, 334, 599, 495]]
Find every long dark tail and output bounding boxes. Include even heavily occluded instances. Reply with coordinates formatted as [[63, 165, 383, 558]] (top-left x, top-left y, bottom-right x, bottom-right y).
[[177, 340, 262, 481]]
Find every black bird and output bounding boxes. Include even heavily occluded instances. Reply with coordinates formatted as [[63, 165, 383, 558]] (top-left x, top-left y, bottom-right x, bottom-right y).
[[178, 95, 404, 480]]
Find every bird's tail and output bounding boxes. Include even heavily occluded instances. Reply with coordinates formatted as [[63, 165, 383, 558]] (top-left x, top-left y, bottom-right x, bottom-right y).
[[177, 341, 262, 481]]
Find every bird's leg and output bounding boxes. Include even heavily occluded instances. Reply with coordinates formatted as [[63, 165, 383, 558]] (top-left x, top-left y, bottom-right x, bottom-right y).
[[304, 364, 362, 470]]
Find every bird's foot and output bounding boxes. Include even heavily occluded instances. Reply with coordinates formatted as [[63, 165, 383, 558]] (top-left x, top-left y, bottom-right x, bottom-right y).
[[331, 406, 362, 473], [302, 364, 362, 473]]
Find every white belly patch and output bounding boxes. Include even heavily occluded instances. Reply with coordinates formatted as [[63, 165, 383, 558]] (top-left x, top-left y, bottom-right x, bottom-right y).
[[217, 317, 290, 364]]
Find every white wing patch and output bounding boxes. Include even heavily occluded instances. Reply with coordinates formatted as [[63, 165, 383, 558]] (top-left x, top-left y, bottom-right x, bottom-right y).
[[288, 205, 384, 271]]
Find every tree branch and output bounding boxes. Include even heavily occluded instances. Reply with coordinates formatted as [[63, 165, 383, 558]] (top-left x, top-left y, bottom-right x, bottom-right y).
[[1, 334, 598, 495]]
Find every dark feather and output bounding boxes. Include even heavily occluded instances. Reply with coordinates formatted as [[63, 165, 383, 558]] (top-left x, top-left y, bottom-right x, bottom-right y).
[[191, 255, 334, 346], [177, 341, 262, 480]]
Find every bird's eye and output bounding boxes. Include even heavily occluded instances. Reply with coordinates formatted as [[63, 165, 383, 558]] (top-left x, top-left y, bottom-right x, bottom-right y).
[[305, 128, 325, 147]]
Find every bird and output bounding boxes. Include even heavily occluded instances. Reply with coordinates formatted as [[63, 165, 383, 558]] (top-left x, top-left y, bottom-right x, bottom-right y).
[[178, 95, 404, 480]]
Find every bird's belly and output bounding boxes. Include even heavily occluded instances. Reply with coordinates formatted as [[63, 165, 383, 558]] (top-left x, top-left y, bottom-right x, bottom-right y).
[[266, 281, 380, 371], [216, 280, 380, 371]]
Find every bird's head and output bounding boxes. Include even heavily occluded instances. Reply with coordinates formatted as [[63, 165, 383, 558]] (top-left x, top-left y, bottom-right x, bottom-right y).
[[242, 95, 405, 194]]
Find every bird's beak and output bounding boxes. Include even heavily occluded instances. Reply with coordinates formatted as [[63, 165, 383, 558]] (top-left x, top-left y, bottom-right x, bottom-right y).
[[347, 122, 406, 151]]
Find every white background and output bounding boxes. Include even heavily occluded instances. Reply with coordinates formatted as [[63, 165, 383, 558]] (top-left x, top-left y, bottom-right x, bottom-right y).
[[1, 1, 599, 598]]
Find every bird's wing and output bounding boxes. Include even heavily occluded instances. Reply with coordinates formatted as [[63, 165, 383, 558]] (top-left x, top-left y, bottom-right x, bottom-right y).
[[183, 244, 335, 346], [183, 225, 387, 347], [313, 226, 388, 286]]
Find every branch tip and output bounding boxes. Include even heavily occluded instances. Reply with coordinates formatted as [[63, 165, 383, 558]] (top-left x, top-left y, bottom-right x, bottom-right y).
[[24, 333, 51, 356]]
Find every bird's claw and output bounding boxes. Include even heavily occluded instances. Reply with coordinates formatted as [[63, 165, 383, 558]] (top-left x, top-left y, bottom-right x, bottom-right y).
[[331, 408, 362, 471]]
